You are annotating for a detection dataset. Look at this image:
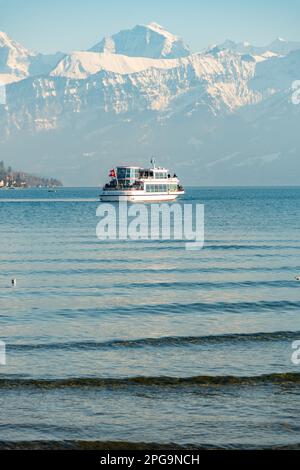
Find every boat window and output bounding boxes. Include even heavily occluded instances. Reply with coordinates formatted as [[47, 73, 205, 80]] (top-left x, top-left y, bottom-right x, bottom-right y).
[[117, 167, 140, 183], [146, 184, 171, 193], [156, 172, 168, 179], [117, 168, 126, 179]]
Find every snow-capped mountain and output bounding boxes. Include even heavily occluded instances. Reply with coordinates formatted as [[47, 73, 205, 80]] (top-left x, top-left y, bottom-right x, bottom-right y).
[[267, 37, 300, 54], [0, 24, 299, 185], [0, 31, 34, 84], [250, 49, 300, 96], [89, 22, 190, 58], [217, 37, 300, 56], [50, 51, 180, 79], [0, 30, 64, 84], [3, 49, 258, 139]]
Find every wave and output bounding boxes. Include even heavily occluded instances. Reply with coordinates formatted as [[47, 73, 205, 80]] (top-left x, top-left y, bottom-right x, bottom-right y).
[[79, 241, 300, 252], [1, 372, 300, 390], [90, 300, 300, 316], [89, 242, 300, 251], [1, 280, 298, 295], [2, 300, 299, 324], [38, 300, 299, 320], [0, 440, 299, 450], [4, 265, 300, 277], [110, 280, 299, 290], [8, 330, 300, 352], [205, 244, 300, 251]]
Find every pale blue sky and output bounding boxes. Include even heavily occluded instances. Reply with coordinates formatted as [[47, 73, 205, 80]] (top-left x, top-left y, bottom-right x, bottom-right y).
[[1, 0, 300, 53]]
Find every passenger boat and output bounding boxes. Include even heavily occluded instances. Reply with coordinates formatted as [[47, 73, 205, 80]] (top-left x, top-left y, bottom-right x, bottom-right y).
[[100, 160, 184, 202]]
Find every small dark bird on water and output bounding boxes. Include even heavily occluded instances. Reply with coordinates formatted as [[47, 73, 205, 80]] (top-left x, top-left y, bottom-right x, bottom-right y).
[[11, 279, 16, 286]]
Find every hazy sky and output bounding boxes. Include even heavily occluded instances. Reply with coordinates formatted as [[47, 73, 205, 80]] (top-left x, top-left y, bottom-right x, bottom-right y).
[[1, 0, 300, 53]]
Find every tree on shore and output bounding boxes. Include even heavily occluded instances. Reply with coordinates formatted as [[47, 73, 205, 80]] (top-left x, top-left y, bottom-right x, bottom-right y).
[[0, 161, 62, 187]]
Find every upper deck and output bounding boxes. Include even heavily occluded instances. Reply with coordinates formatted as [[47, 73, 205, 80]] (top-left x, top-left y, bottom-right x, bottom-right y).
[[116, 166, 177, 183]]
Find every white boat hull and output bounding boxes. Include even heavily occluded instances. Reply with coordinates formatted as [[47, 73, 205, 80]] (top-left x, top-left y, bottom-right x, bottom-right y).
[[100, 190, 184, 202]]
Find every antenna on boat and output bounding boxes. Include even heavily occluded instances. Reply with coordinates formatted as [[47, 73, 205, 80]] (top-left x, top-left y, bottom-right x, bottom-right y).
[[150, 157, 156, 169]]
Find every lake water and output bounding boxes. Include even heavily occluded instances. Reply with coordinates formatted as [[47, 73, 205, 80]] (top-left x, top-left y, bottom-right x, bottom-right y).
[[0, 187, 300, 449]]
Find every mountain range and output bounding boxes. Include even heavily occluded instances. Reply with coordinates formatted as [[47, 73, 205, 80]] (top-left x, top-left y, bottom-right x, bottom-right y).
[[0, 23, 299, 186]]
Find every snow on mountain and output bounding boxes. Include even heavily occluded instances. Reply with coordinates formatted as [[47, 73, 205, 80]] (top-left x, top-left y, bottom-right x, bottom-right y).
[[1, 25, 296, 130], [4, 50, 257, 137], [89, 22, 190, 58], [51, 48, 257, 86], [249, 49, 300, 97], [51, 51, 181, 78], [0, 30, 35, 83], [217, 37, 300, 56], [0, 30, 64, 85], [0, 24, 300, 186], [267, 37, 300, 54]]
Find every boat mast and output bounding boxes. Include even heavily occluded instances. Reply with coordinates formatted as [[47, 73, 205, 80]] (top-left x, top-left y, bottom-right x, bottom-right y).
[[150, 157, 156, 169]]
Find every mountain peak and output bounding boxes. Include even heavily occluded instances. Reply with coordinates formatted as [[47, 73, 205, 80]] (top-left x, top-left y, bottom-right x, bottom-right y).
[[0, 30, 65, 85], [146, 22, 178, 40], [147, 22, 165, 30], [217, 36, 300, 57], [268, 36, 300, 54], [0, 30, 35, 83], [0, 30, 9, 40], [0, 30, 34, 56], [89, 23, 190, 59], [0, 30, 23, 48]]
